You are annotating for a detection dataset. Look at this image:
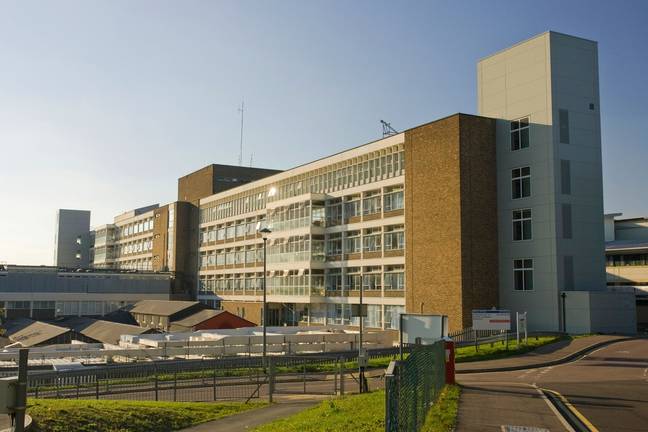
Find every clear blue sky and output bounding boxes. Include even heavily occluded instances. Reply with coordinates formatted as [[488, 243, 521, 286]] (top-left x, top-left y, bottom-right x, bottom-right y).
[[1, 0, 647, 265]]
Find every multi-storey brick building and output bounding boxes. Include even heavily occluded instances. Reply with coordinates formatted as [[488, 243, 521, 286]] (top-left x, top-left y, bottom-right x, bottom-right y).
[[56, 31, 636, 333], [195, 114, 499, 331]]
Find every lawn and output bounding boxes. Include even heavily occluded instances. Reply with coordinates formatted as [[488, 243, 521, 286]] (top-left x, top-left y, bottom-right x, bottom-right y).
[[251, 385, 460, 432], [454, 335, 563, 362], [28, 399, 267, 432]]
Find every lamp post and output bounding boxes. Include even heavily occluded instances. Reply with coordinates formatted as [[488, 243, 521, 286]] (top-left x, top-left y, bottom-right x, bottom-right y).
[[259, 226, 272, 367], [560, 292, 567, 333]]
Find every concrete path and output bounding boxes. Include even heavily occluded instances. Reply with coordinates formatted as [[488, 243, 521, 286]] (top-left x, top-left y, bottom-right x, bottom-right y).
[[179, 400, 318, 431], [457, 334, 630, 373]]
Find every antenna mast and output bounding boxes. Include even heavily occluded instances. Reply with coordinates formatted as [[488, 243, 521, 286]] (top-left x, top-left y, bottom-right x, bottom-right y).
[[238, 101, 245, 165], [380, 120, 398, 137]]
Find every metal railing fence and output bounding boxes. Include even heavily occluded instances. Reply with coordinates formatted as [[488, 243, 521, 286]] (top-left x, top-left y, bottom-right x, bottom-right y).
[[22, 346, 407, 402], [385, 341, 446, 432]]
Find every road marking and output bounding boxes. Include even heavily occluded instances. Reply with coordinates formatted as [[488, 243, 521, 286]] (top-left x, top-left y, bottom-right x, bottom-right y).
[[534, 386, 575, 432], [541, 388, 600, 432]]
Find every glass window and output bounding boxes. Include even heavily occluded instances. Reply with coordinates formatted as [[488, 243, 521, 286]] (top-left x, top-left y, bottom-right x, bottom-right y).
[[384, 271, 405, 290], [514, 259, 533, 291], [385, 305, 404, 330], [512, 167, 531, 199], [363, 192, 381, 215], [510, 116, 530, 151], [384, 190, 404, 212], [363, 228, 382, 252], [512, 209, 532, 241], [384, 225, 405, 250]]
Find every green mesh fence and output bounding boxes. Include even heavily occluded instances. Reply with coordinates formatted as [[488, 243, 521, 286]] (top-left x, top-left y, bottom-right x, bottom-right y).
[[385, 341, 446, 432]]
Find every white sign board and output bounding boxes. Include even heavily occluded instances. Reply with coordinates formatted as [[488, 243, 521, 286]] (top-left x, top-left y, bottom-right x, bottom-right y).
[[400, 314, 448, 344], [472, 309, 511, 331]]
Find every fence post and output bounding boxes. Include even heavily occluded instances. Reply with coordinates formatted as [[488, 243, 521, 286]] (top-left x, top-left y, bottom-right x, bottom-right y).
[[173, 370, 177, 402], [96, 375, 100, 399], [56, 371, 60, 398], [384, 361, 399, 432], [212, 360, 217, 401], [76, 375, 80, 399], [339, 358, 345, 395], [154, 365, 159, 401], [303, 363, 306, 394], [268, 357, 275, 403]]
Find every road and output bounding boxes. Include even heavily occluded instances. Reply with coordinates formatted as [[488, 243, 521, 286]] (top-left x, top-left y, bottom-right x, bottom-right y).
[[457, 338, 648, 431]]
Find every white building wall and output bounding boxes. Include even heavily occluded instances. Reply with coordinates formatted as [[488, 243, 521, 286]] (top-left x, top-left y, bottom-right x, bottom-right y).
[[478, 32, 606, 332]]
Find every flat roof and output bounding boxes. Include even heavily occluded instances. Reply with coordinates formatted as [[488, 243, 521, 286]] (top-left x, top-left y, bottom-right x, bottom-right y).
[[606, 240, 648, 252]]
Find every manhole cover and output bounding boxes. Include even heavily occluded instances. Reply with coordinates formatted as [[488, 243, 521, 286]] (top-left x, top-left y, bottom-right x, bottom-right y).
[[501, 427, 550, 432]]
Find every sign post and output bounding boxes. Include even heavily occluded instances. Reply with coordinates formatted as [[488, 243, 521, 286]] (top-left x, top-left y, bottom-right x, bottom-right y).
[[472, 310, 511, 351]]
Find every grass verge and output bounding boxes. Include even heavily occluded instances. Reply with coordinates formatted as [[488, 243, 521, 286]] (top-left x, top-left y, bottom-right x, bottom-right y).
[[421, 385, 460, 432], [28, 399, 266, 432], [251, 385, 460, 432], [454, 335, 564, 362]]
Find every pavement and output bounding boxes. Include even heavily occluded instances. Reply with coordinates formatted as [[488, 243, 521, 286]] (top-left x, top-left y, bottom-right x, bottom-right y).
[[179, 400, 318, 431], [456, 336, 648, 431]]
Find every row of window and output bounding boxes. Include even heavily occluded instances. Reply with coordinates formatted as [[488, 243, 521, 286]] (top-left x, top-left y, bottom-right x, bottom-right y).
[[323, 304, 405, 329], [606, 253, 648, 267], [199, 224, 405, 269], [117, 217, 155, 239], [200, 148, 405, 224]]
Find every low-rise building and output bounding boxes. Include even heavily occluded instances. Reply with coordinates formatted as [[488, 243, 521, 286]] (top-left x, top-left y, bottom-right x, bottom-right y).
[[604, 213, 648, 331], [0, 265, 173, 320]]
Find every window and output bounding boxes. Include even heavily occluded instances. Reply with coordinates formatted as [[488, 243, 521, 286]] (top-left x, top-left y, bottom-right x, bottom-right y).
[[385, 305, 404, 329], [562, 204, 573, 239], [217, 227, 226, 241], [362, 273, 381, 290], [561, 160, 571, 195], [559, 109, 570, 144], [363, 228, 382, 252], [512, 209, 532, 241], [226, 225, 235, 239], [510, 117, 530, 150], [362, 192, 381, 215], [326, 269, 342, 291], [384, 225, 405, 250], [512, 167, 531, 199], [514, 259, 533, 291], [345, 268, 362, 290], [345, 231, 361, 254], [344, 199, 361, 219], [326, 233, 342, 256], [384, 189, 404, 212], [384, 271, 405, 290]]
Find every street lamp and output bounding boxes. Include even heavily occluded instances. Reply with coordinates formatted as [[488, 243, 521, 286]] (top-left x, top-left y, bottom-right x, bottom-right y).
[[560, 292, 567, 333], [258, 225, 272, 366]]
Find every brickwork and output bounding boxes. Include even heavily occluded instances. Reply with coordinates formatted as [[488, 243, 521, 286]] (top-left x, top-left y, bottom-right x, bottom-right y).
[[404, 114, 498, 331]]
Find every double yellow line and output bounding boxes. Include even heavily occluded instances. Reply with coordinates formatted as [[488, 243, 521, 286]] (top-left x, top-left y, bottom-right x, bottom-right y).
[[540, 387, 599, 432]]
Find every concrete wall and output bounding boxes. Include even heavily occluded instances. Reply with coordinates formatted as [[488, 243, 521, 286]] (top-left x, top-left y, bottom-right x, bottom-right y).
[[478, 31, 606, 332], [564, 291, 636, 334], [54, 209, 91, 268]]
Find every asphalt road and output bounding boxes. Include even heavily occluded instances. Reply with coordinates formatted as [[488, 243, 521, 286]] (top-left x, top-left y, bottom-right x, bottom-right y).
[[457, 338, 648, 431]]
